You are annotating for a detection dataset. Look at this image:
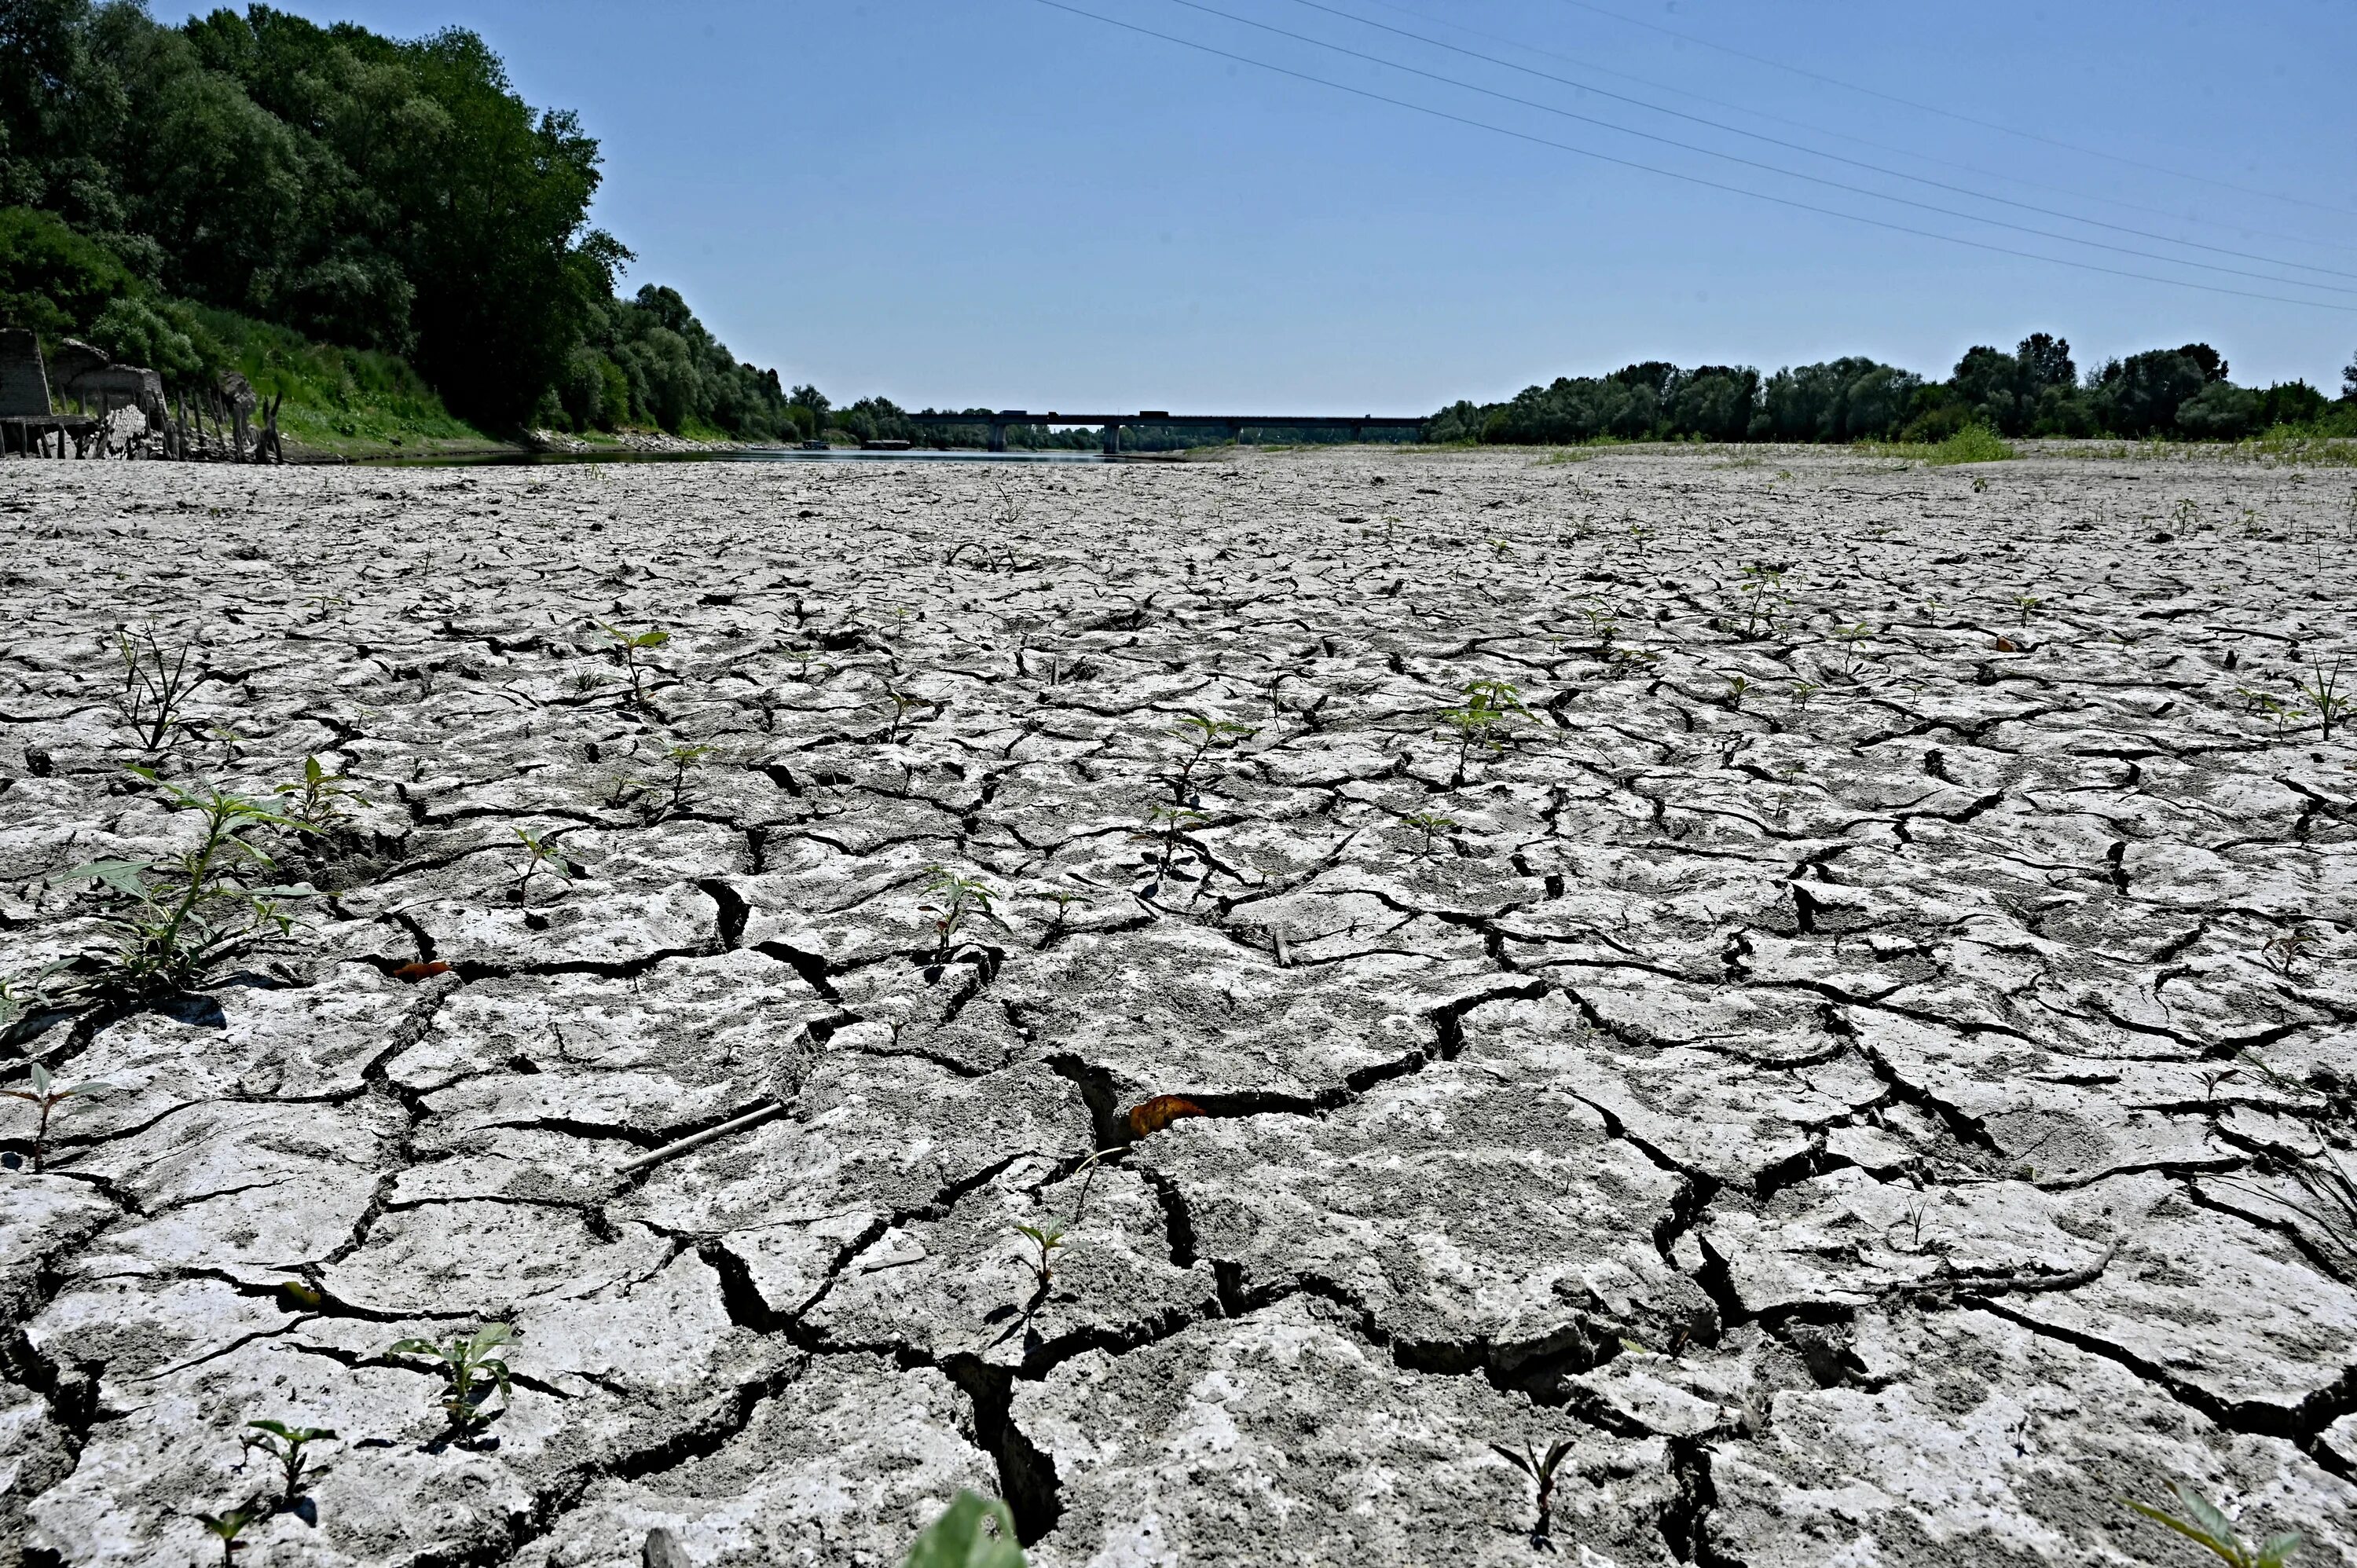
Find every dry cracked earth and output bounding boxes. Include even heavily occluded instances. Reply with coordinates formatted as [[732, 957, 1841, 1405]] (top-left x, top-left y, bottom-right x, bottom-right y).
[[2, 445, 2355, 1568]]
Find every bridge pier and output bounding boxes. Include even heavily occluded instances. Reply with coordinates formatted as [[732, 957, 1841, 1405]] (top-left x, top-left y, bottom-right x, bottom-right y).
[[988, 420, 1007, 453], [1102, 422, 1122, 456]]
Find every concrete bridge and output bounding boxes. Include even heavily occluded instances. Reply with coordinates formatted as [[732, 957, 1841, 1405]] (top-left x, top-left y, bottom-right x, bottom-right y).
[[904, 408, 1428, 453]]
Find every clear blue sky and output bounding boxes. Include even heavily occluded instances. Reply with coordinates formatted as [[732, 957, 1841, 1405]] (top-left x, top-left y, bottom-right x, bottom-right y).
[[259, 0, 2355, 411]]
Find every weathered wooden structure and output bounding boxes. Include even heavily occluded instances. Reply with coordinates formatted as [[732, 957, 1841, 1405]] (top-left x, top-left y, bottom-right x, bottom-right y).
[[0, 328, 284, 462]]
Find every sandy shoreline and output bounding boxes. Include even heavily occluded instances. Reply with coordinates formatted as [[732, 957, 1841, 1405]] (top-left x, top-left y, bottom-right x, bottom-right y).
[[2, 445, 2352, 1566]]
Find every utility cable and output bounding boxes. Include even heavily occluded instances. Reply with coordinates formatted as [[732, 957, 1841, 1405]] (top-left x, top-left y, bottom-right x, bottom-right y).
[[1024, 0, 2357, 315], [1545, 0, 2357, 223], [1353, 0, 2357, 260], [1147, 0, 2357, 297], [1282, 0, 2357, 284]]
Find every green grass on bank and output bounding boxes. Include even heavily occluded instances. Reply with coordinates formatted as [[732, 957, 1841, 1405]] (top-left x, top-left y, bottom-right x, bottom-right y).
[[191, 306, 499, 456], [1857, 422, 2017, 466]]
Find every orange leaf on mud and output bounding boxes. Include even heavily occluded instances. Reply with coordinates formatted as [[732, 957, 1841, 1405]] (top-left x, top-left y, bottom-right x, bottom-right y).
[[1126, 1094, 1206, 1139], [391, 961, 453, 981], [1992, 637, 2019, 652]]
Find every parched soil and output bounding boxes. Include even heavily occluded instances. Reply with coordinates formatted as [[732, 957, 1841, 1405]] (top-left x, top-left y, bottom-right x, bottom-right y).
[[2, 445, 2354, 1567]]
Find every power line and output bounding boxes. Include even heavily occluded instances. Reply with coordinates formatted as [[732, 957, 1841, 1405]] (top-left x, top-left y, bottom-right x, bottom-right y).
[[1354, 0, 2357, 261], [1022, 0, 2357, 315], [1547, 0, 2357, 224], [1146, 0, 2357, 298], [1284, 0, 2357, 284]]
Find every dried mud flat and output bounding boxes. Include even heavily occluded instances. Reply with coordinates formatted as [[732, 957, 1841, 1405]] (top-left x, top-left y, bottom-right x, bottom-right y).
[[2, 445, 2355, 1568]]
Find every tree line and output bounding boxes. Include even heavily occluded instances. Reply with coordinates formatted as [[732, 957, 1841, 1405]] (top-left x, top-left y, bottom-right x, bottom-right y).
[[1, 1, 802, 440], [1430, 335, 2357, 447]]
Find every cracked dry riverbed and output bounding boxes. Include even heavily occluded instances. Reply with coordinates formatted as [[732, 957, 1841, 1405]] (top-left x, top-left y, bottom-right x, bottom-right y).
[[2, 445, 2355, 1568]]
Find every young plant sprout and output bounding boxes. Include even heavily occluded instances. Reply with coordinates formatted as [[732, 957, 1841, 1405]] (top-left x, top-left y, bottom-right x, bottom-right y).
[[2259, 926, 2313, 979], [1010, 1216, 1070, 1294], [389, 1323, 515, 1436], [53, 770, 315, 998], [241, 1420, 337, 1503], [1733, 562, 1787, 637], [919, 867, 999, 959], [274, 755, 367, 829], [906, 1491, 1026, 1568], [114, 625, 204, 751], [1168, 712, 1255, 802], [878, 683, 940, 743], [1439, 679, 1527, 786], [1402, 810, 1458, 858], [596, 621, 669, 706], [1491, 1435, 1578, 1543], [511, 827, 580, 905], [4, 1064, 112, 1172], [641, 742, 717, 821], [1141, 804, 1208, 874], [1790, 679, 1821, 709], [195, 1504, 262, 1567], [2121, 1484, 2301, 1567], [2014, 592, 2043, 625], [1723, 672, 1750, 707], [2300, 658, 2348, 741]]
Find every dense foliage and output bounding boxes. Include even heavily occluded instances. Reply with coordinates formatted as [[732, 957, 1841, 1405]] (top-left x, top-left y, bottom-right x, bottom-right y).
[[0, 0, 797, 438], [1433, 332, 2357, 447]]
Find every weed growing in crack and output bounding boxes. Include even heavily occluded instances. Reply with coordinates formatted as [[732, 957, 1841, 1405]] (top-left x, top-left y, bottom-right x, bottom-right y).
[[2121, 1484, 2300, 1566], [906, 1490, 1026, 1568], [920, 866, 1000, 960], [1035, 887, 1089, 941], [1733, 562, 1787, 637], [113, 626, 203, 752], [274, 755, 367, 830], [1491, 1436, 1577, 1544], [2014, 592, 2043, 626], [1833, 623, 1878, 677], [240, 1420, 336, 1504], [1139, 804, 1208, 875], [634, 742, 717, 822], [1439, 679, 1527, 786], [1401, 810, 1458, 858], [1723, 672, 1750, 708], [2258, 926, 2314, 979], [53, 771, 315, 998], [2298, 658, 2349, 740], [597, 621, 669, 706], [195, 1503, 262, 1566], [1789, 679, 1821, 709], [3, 1064, 111, 1171], [511, 827, 580, 905], [2234, 1144, 2357, 1281], [1010, 1216, 1071, 1295], [389, 1322, 514, 1438], [1168, 712, 1255, 803], [879, 683, 938, 744]]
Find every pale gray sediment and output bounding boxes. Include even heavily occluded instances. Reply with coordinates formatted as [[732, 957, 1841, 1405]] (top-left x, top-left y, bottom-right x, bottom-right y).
[[0, 445, 2352, 1565]]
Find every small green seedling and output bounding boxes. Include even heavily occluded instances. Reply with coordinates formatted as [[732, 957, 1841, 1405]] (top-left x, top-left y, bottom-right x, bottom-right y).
[[1733, 562, 1787, 637], [596, 621, 670, 706], [1036, 888, 1089, 938], [1168, 713, 1255, 801], [53, 770, 315, 997], [275, 756, 367, 830], [1723, 672, 1750, 707], [920, 867, 999, 958], [1492, 1435, 1578, 1542], [905, 1489, 1026, 1568], [1790, 679, 1821, 709], [195, 1504, 262, 1566], [114, 626, 204, 751], [1439, 679, 1527, 786], [389, 1322, 515, 1435], [2259, 927, 2313, 979], [643, 742, 718, 821], [2121, 1484, 2300, 1566], [880, 683, 938, 743], [3, 1064, 112, 1172], [2299, 658, 2349, 741], [512, 827, 579, 905], [1010, 1217, 1070, 1294], [2014, 592, 2043, 625], [1140, 804, 1208, 874], [241, 1420, 337, 1503], [1402, 811, 1458, 858]]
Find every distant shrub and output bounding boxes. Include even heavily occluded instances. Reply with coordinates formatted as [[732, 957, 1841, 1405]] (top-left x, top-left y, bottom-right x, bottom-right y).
[[1926, 423, 2015, 465]]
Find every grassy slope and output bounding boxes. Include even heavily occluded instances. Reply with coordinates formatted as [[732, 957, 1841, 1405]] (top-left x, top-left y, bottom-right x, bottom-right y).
[[192, 307, 511, 459]]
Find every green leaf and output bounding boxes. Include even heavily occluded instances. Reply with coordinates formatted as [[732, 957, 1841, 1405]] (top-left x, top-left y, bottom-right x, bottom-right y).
[[2176, 1486, 2241, 1548], [2124, 1497, 2231, 1556], [2258, 1532, 2303, 1566], [470, 1321, 515, 1353], [56, 858, 156, 896], [904, 1490, 1026, 1568], [1489, 1442, 1536, 1477], [388, 1337, 447, 1358]]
